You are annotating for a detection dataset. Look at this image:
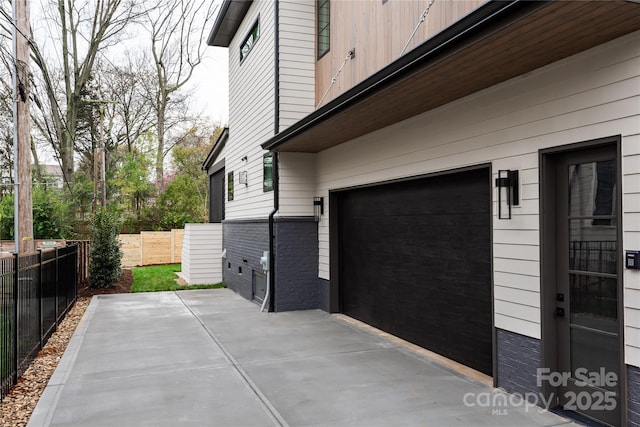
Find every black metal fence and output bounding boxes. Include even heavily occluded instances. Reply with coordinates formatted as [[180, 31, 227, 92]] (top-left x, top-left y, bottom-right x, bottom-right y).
[[569, 239, 617, 274], [1, 244, 78, 400]]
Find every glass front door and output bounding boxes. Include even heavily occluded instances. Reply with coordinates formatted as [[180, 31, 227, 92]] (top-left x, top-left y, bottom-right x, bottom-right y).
[[554, 146, 620, 426]]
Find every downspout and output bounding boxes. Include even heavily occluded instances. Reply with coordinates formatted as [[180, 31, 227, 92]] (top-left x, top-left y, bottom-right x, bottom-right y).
[[266, 0, 280, 313], [266, 153, 279, 312]]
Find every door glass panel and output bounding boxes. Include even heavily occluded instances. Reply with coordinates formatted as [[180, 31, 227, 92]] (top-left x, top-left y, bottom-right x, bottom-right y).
[[569, 219, 617, 274], [570, 274, 617, 332], [571, 327, 620, 392], [567, 158, 620, 391], [568, 160, 616, 218]]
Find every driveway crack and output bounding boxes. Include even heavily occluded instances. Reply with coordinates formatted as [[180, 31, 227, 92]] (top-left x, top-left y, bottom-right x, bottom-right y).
[[175, 292, 288, 427]]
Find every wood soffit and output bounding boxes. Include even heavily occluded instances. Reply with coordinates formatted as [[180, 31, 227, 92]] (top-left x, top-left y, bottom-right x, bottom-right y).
[[265, 1, 640, 153]]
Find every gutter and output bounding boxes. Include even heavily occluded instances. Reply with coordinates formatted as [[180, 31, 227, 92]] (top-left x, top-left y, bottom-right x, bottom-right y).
[[207, 0, 232, 45], [261, 0, 544, 152]]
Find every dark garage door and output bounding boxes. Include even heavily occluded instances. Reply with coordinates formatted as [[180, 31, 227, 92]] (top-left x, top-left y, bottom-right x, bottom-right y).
[[338, 167, 492, 375]]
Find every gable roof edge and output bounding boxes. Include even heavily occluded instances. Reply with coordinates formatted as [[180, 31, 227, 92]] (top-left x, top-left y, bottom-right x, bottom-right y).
[[202, 128, 229, 171], [207, 0, 253, 47]]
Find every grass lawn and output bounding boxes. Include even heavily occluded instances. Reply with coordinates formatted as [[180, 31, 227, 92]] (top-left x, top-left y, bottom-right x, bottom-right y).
[[130, 264, 225, 293]]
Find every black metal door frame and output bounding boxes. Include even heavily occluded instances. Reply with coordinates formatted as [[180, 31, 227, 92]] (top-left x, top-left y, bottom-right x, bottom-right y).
[[540, 135, 625, 426]]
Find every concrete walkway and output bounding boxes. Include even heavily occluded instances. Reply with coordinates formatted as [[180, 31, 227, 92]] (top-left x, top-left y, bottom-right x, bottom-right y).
[[28, 289, 576, 427]]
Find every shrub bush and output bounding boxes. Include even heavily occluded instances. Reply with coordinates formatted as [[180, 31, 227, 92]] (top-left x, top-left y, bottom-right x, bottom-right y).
[[0, 186, 73, 239], [89, 208, 122, 288]]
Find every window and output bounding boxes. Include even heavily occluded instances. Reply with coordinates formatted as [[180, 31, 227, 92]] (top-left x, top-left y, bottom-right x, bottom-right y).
[[240, 17, 260, 62], [227, 171, 234, 201], [263, 153, 273, 192], [317, 0, 330, 59]]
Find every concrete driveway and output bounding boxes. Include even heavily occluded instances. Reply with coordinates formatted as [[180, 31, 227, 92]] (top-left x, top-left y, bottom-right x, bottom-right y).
[[28, 289, 576, 427]]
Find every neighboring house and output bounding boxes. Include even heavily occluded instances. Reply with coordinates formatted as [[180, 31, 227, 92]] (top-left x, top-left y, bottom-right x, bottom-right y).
[[204, 1, 640, 425], [40, 164, 65, 189], [0, 164, 65, 190]]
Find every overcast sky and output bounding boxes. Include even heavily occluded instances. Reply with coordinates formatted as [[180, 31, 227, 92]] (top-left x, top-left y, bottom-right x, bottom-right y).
[[185, 45, 229, 126]]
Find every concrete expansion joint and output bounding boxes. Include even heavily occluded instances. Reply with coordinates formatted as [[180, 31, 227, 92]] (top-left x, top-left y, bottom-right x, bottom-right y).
[[236, 346, 398, 368], [55, 364, 230, 386], [174, 291, 289, 427]]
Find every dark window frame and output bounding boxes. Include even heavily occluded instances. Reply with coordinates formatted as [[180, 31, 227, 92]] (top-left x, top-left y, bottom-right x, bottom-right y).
[[263, 153, 274, 192], [240, 16, 260, 63], [317, 0, 330, 59], [227, 171, 234, 201]]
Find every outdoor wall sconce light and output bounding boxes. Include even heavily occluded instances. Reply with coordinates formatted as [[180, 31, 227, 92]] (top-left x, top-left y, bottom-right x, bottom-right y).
[[239, 171, 248, 185], [313, 197, 324, 222], [495, 170, 519, 220]]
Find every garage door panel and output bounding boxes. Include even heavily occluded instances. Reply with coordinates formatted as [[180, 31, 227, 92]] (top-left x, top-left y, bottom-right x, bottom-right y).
[[338, 168, 493, 375]]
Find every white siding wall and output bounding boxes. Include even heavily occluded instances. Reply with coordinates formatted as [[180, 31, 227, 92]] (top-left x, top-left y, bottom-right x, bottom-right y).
[[278, 0, 315, 131], [278, 152, 316, 216], [226, 0, 276, 219], [224, 0, 315, 220], [624, 132, 640, 365], [313, 31, 640, 363], [181, 223, 223, 284]]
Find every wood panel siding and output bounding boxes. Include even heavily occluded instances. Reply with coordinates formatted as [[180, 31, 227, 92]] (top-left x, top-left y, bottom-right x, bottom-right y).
[[315, 0, 485, 105], [269, 1, 640, 153], [226, 0, 277, 220], [315, 32, 640, 350]]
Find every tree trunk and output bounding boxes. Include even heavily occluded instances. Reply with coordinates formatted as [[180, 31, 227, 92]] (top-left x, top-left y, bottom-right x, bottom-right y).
[[155, 99, 166, 192]]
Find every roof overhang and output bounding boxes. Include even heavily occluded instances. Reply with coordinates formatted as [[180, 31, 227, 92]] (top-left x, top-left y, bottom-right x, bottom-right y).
[[207, 0, 253, 47], [263, 0, 640, 153], [202, 128, 229, 171]]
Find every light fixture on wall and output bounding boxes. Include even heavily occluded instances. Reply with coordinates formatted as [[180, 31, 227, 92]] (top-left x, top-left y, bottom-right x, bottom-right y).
[[495, 170, 519, 220], [239, 171, 248, 185], [313, 197, 324, 222]]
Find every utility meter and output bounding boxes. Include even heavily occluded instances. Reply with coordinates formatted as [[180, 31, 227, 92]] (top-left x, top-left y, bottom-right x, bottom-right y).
[[260, 251, 270, 272]]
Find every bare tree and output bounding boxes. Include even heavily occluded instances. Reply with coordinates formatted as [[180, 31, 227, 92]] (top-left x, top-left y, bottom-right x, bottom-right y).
[[144, 0, 216, 191], [101, 53, 156, 153], [28, 0, 145, 186]]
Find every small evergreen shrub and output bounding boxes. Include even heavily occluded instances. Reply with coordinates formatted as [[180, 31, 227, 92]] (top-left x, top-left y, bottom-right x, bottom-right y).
[[89, 208, 122, 288]]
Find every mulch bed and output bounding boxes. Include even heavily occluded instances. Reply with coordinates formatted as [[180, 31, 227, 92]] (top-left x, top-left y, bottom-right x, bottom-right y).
[[0, 269, 133, 427], [77, 268, 134, 297]]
